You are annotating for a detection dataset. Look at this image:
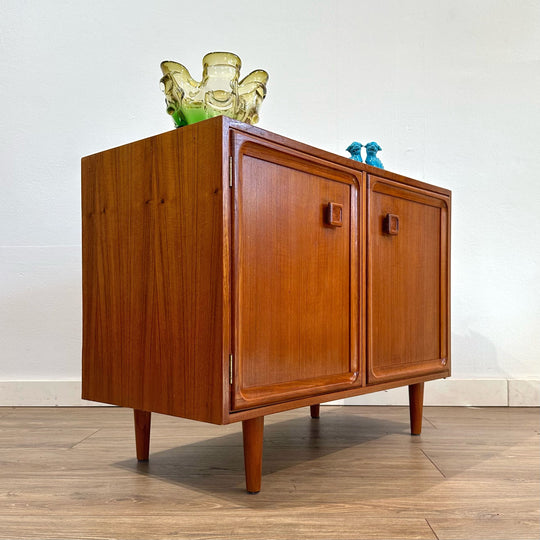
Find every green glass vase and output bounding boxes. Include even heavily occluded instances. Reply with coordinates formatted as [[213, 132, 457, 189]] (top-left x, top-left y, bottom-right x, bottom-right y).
[[160, 52, 268, 128]]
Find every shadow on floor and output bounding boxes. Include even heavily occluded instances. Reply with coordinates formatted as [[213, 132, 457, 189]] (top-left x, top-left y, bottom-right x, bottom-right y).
[[114, 408, 455, 505]]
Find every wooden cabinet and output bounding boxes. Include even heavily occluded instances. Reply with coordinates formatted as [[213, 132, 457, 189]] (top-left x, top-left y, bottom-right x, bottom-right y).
[[82, 116, 451, 493]]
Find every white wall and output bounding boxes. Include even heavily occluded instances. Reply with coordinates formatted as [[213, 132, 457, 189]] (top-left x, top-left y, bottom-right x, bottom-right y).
[[1, 0, 539, 405]]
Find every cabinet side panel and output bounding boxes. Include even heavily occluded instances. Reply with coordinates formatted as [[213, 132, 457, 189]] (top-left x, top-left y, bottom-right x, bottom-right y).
[[82, 122, 225, 423]]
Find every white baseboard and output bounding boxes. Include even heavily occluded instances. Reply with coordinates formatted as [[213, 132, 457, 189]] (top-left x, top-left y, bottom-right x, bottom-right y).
[[0, 381, 107, 407], [341, 378, 540, 406], [0, 379, 538, 407], [345, 379, 509, 406]]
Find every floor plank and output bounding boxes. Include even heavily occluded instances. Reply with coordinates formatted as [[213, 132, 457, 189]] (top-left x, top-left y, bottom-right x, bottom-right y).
[[0, 406, 538, 540], [427, 517, 540, 540]]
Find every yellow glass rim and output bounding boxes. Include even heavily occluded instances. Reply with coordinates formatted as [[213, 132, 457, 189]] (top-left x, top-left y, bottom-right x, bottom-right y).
[[202, 51, 242, 68]]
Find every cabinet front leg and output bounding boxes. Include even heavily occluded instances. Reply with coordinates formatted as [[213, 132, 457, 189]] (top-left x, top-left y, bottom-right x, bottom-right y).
[[310, 404, 320, 419], [134, 409, 151, 461], [242, 416, 264, 494], [409, 383, 424, 436]]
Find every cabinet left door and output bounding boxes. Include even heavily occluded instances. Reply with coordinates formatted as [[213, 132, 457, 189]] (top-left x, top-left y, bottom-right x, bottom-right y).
[[230, 133, 363, 410]]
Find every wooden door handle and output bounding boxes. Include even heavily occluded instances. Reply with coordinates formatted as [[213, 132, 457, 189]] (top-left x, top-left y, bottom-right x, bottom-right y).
[[326, 202, 343, 227], [383, 213, 399, 235]]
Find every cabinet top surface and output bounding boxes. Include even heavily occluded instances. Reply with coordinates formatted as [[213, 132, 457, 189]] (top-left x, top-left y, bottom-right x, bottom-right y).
[[82, 116, 451, 198]]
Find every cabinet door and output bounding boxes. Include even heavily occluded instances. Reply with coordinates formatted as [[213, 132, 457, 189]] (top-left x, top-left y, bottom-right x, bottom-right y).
[[367, 176, 450, 384], [231, 133, 362, 410]]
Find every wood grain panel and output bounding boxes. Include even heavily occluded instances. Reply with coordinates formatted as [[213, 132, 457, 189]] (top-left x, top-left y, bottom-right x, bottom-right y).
[[82, 120, 227, 423], [367, 176, 450, 384], [231, 134, 362, 410]]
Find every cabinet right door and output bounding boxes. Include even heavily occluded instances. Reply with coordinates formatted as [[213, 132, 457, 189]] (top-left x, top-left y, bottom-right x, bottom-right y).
[[367, 175, 450, 384]]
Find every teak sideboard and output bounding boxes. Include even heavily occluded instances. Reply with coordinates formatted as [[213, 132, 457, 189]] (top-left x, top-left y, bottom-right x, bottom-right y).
[[82, 116, 451, 493]]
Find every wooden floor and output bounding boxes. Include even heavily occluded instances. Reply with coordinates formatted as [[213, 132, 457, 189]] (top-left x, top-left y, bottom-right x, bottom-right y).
[[0, 406, 538, 540]]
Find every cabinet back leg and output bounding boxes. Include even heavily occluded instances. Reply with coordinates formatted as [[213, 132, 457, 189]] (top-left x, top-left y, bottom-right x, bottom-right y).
[[310, 404, 320, 419], [134, 409, 151, 461], [242, 416, 264, 494], [408, 383, 424, 435]]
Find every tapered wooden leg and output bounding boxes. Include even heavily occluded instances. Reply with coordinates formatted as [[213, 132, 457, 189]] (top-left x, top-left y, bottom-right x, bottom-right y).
[[310, 404, 320, 419], [242, 416, 264, 494], [409, 383, 424, 436], [134, 409, 151, 461]]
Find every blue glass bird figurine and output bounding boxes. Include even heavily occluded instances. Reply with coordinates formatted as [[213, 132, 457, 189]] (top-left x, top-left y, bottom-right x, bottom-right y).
[[365, 142, 384, 169], [346, 142, 363, 163]]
